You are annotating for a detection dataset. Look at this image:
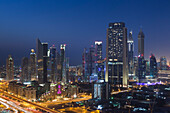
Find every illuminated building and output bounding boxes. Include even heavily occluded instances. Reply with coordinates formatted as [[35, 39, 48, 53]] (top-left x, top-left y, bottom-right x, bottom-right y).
[[105, 22, 128, 87], [138, 29, 145, 56], [6, 55, 14, 81], [69, 65, 83, 83], [36, 38, 43, 84], [137, 55, 146, 83], [60, 44, 68, 84], [49, 45, 57, 82], [95, 41, 104, 80], [25, 86, 36, 101], [82, 48, 88, 82], [160, 56, 167, 70], [137, 29, 146, 83], [36, 39, 48, 84], [82, 46, 96, 82], [42, 42, 48, 83], [21, 57, 29, 82], [150, 54, 157, 78], [63, 57, 69, 84], [56, 51, 61, 82], [127, 31, 134, 77], [92, 82, 107, 100], [133, 56, 138, 80], [157, 70, 170, 84], [145, 60, 150, 75], [87, 46, 96, 82], [30, 49, 37, 81]]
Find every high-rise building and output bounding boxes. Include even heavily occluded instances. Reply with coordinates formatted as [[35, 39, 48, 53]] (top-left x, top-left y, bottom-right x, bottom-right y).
[[49, 45, 57, 82], [60, 44, 66, 83], [36, 38, 43, 84], [137, 29, 146, 83], [150, 54, 157, 78], [138, 29, 145, 56], [160, 56, 167, 70], [56, 51, 61, 82], [145, 60, 150, 75], [106, 22, 128, 87], [21, 57, 29, 82], [82, 48, 88, 82], [95, 41, 104, 80], [30, 49, 37, 81], [6, 55, 14, 81], [87, 46, 96, 82], [42, 43, 48, 83], [137, 54, 146, 83], [36, 39, 48, 84], [127, 31, 134, 77]]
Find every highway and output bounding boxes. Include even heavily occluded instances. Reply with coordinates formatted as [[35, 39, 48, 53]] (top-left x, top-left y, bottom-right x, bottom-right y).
[[0, 89, 59, 113], [39, 95, 92, 107]]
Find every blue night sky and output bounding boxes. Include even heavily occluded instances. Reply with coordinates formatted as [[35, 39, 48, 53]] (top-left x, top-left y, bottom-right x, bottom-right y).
[[0, 0, 170, 66]]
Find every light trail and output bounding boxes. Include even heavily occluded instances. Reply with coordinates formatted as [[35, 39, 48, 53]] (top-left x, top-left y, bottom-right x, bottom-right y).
[[0, 97, 30, 113]]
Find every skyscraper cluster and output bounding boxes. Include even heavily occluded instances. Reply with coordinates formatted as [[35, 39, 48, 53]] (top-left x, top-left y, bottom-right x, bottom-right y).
[[36, 39, 69, 85], [82, 41, 104, 82]]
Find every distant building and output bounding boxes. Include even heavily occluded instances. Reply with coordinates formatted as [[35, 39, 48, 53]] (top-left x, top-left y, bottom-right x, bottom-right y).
[[60, 44, 69, 84], [160, 56, 167, 70], [60, 44, 66, 82], [30, 49, 37, 81], [82, 48, 88, 82], [150, 54, 157, 78], [95, 41, 104, 80], [56, 51, 61, 82], [137, 29, 146, 83], [127, 31, 134, 77], [137, 55, 146, 83], [105, 22, 128, 87], [21, 57, 29, 82], [6, 55, 14, 81], [49, 45, 57, 82], [42, 43, 48, 83], [36, 38, 43, 84], [36, 39, 48, 84], [145, 60, 150, 76], [138, 29, 145, 56]]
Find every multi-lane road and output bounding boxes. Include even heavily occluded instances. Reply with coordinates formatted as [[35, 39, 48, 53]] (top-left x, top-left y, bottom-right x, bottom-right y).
[[0, 89, 60, 113]]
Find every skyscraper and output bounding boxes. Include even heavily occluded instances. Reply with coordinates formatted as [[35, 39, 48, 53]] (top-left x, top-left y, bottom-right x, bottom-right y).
[[42, 42, 48, 83], [95, 41, 104, 80], [88, 46, 96, 82], [60, 44, 66, 83], [127, 31, 134, 76], [21, 57, 29, 82], [160, 56, 167, 70], [150, 54, 157, 78], [106, 22, 128, 87], [137, 54, 146, 83], [36, 39, 48, 84], [36, 38, 43, 84], [56, 51, 61, 82], [137, 29, 146, 83], [30, 49, 37, 81], [6, 55, 14, 81], [82, 48, 88, 82], [49, 45, 57, 82], [138, 29, 145, 56]]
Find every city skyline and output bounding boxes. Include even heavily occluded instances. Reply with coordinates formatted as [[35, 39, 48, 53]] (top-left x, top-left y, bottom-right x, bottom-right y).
[[0, 0, 170, 66]]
